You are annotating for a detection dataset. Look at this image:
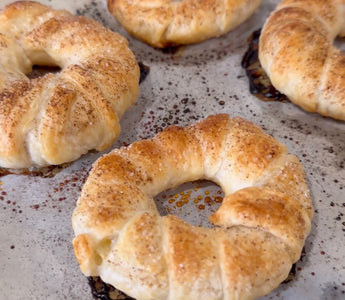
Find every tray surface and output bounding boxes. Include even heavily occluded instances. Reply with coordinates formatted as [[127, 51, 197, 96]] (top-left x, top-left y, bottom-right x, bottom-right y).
[[0, 0, 344, 299]]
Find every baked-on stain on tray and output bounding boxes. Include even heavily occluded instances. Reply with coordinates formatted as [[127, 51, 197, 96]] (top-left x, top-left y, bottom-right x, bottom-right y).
[[0, 163, 73, 178], [241, 29, 288, 102]]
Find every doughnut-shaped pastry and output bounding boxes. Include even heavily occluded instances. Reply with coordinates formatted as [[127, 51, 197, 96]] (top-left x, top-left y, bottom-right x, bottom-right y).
[[72, 114, 313, 300], [107, 0, 263, 48], [0, 1, 140, 168], [259, 0, 345, 121]]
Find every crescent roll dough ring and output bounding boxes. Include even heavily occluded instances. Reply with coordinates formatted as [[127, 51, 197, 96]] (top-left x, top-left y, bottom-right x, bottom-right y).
[[72, 114, 313, 300], [107, 0, 262, 48], [259, 0, 345, 121], [0, 1, 140, 168]]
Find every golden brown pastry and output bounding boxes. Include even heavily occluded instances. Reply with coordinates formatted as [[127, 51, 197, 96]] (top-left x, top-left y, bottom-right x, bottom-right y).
[[0, 1, 140, 168], [107, 0, 262, 48], [259, 0, 345, 121], [72, 114, 313, 300]]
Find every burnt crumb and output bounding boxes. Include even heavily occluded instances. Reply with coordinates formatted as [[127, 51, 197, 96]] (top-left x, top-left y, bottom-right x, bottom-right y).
[[138, 62, 150, 84], [241, 29, 288, 102], [87, 276, 134, 300], [324, 146, 335, 154], [181, 97, 188, 104]]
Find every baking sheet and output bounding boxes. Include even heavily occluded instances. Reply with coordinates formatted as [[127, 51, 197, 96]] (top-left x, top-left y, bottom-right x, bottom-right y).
[[0, 0, 344, 299]]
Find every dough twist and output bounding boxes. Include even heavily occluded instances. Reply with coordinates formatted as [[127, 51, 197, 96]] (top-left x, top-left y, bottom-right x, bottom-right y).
[[0, 1, 140, 168], [259, 0, 345, 121], [107, 0, 262, 48], [72, 114, 313, 300]]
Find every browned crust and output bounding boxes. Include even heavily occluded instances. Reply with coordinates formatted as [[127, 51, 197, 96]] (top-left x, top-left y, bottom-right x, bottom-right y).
[[72, 114, 313, 300], [259, 0, 345, 121], [107, 0, 262, 48], [0, 1, 140, 168]]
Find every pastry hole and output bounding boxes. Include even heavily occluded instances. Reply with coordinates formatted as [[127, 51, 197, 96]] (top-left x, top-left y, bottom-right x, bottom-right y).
[[95, 238, 112, 265], [26, 65, 61, 79], [154, 180, 224, 228]]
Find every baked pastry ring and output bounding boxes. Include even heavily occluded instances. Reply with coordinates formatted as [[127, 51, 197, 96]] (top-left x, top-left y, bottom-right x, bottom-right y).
[[107, 0, 263, 48], [259, 0, 345, 121], [0, 1, 140, 168], [72, 114, 313, 300]]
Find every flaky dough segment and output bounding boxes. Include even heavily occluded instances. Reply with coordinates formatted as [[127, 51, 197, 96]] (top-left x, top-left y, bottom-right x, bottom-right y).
[[0, 1, 140, 168], [259, 0, 345, 121], [107, 0, 262, 48], [72, 114, 313, 300]]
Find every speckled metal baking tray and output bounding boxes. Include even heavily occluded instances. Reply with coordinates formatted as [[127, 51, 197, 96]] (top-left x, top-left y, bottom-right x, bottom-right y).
[[0, 0, 344, 299]]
